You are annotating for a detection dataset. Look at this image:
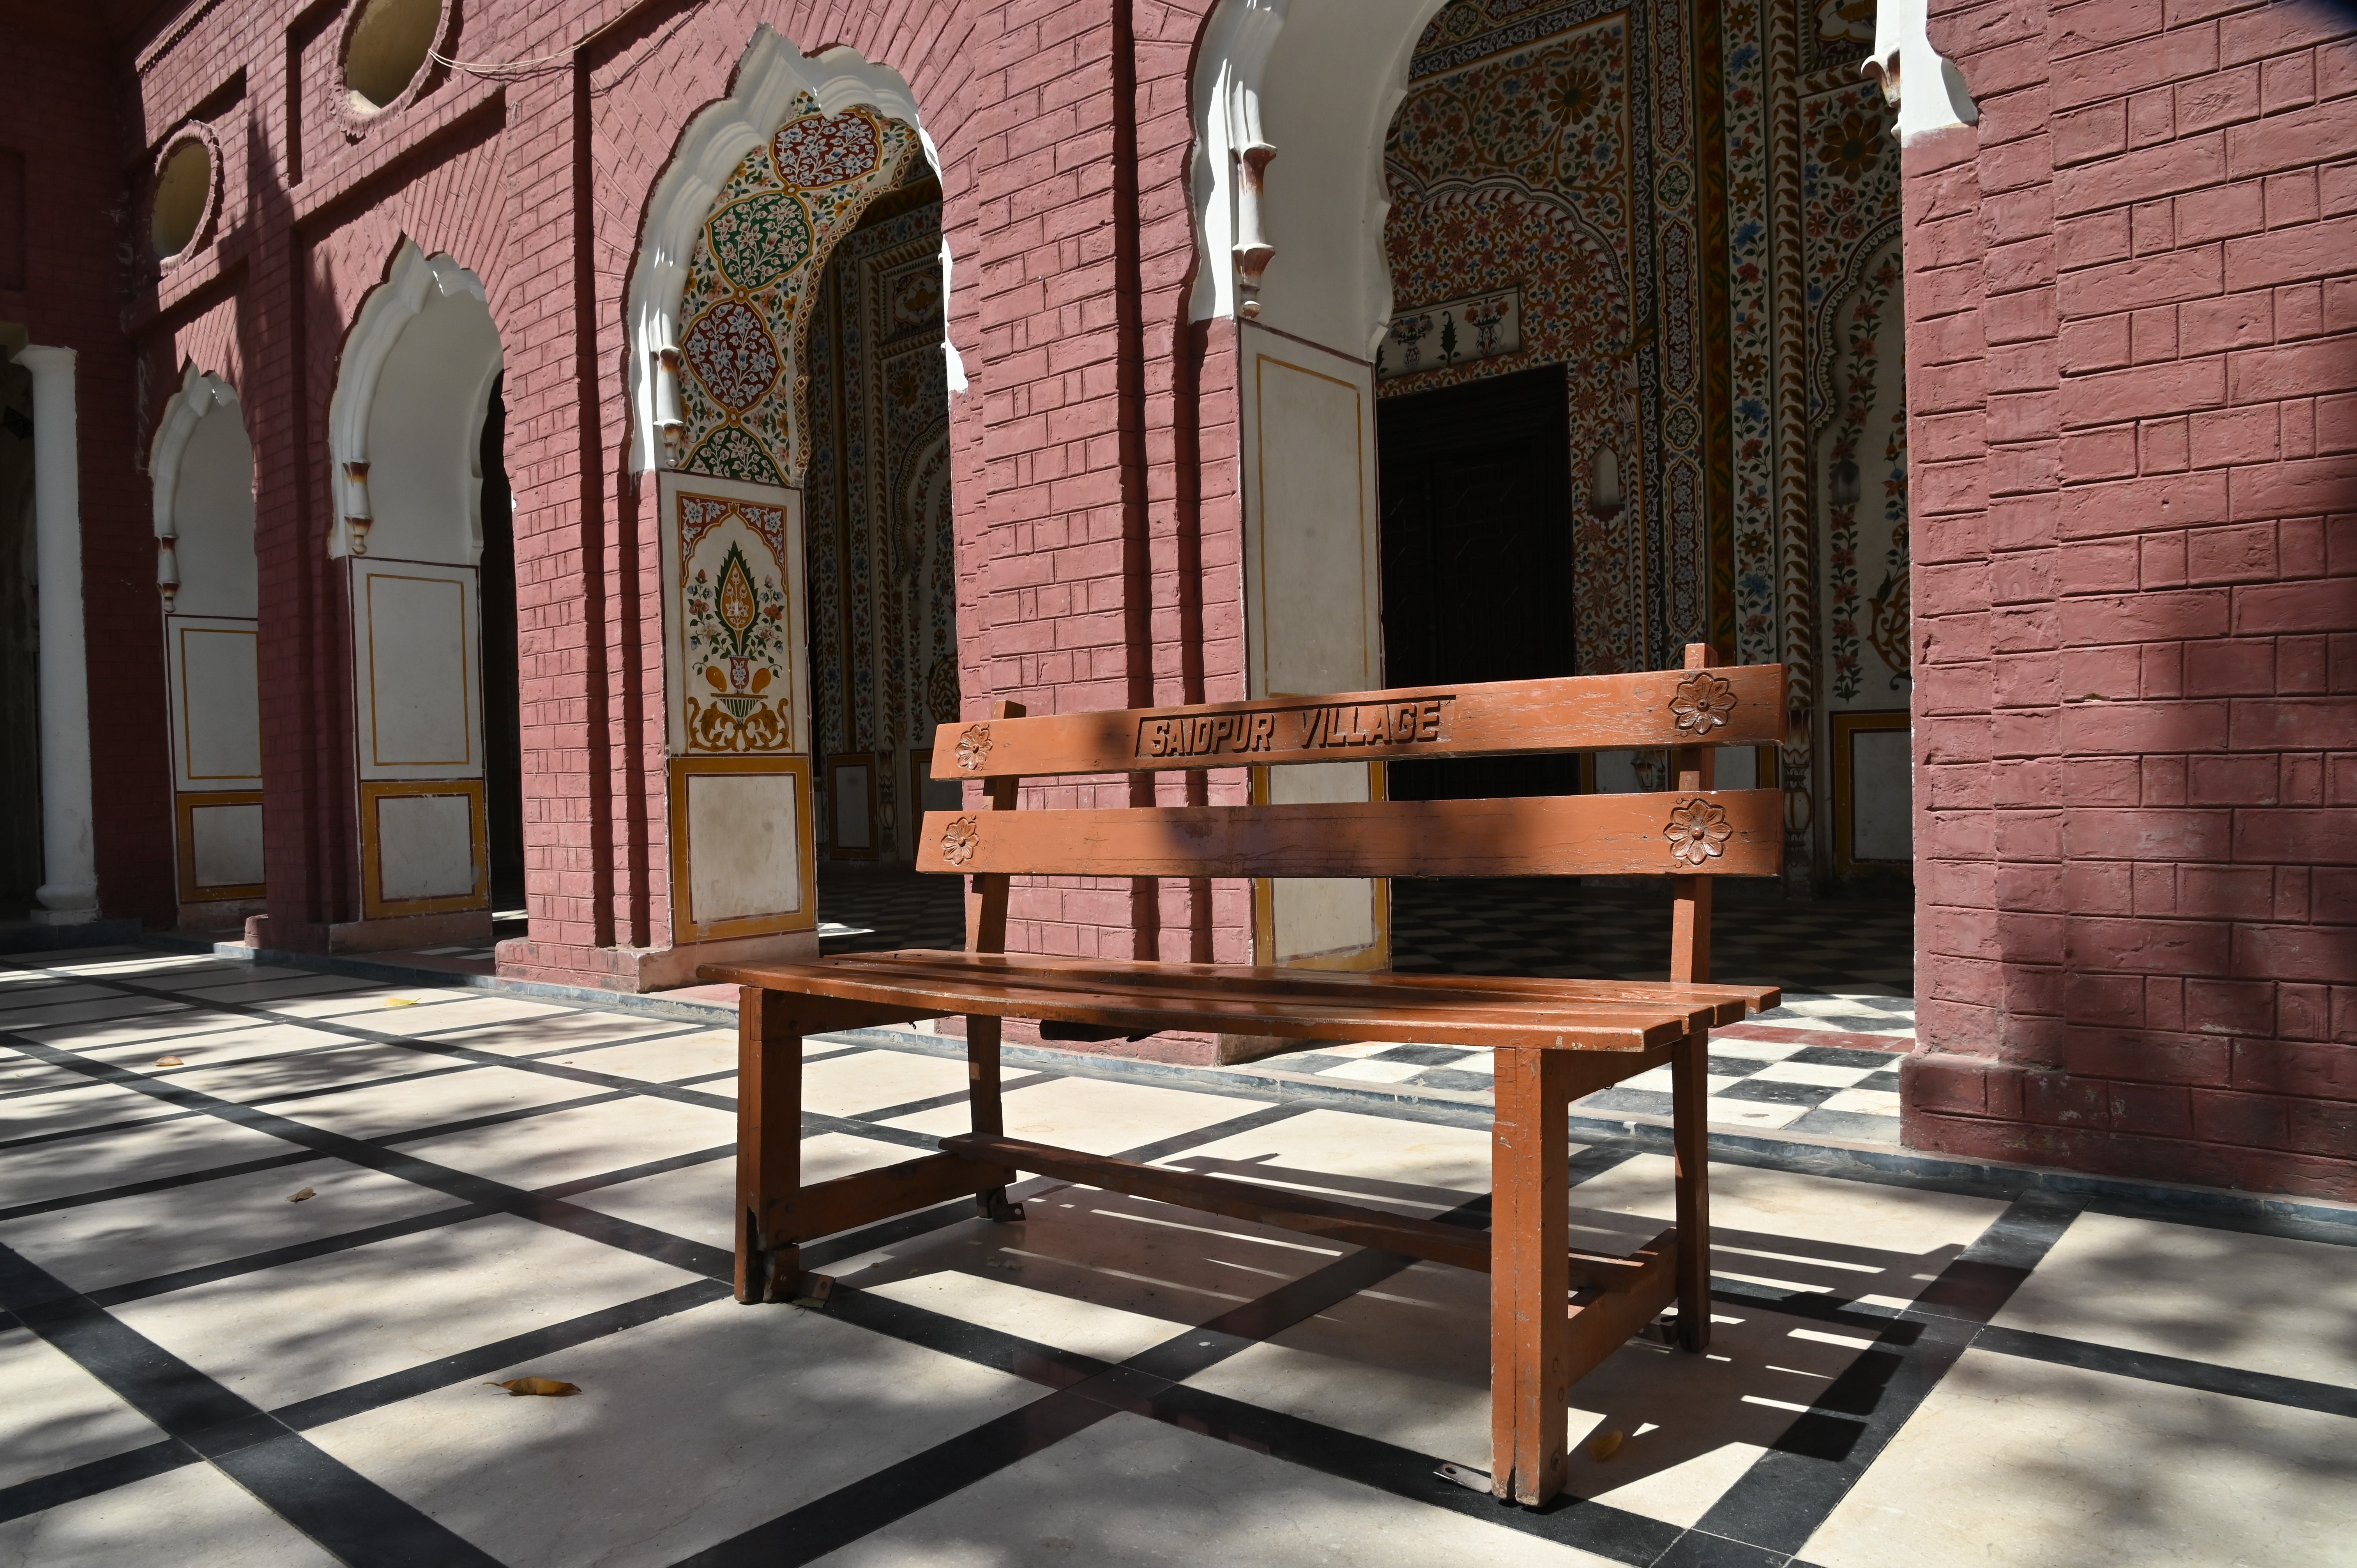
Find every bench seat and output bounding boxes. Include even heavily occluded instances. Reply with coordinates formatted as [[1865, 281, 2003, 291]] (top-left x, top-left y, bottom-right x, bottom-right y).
[[705, 948, 1778, 1054]]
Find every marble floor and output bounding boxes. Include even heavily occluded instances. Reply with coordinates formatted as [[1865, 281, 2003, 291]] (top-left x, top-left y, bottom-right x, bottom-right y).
[[3, 945, 2352, 1568]]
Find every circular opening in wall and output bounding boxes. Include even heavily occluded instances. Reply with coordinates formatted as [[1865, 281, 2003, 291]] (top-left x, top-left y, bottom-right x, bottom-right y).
[[150, 138, 214, 259], [343, 0, 441, 114]]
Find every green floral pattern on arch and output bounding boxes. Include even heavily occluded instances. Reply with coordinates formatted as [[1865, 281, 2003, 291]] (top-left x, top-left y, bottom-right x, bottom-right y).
[[673, 97, 924, 487], [682, 425, 785, 487]]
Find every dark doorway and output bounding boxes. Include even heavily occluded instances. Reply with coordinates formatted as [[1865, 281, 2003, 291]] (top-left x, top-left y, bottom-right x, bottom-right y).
[[475, 377, 524, 915], [1376, 363, 1576, 800]]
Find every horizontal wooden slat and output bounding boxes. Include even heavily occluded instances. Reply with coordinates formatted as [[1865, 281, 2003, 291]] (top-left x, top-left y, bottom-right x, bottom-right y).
[[707, 968, 1688, 1051], [911, 790, 1781, 880], [789, 1152, 1018, 1244], [699, 951, 1777, 1052], [931, 666, 1786, 779], [800, 948, 1776, 1022]]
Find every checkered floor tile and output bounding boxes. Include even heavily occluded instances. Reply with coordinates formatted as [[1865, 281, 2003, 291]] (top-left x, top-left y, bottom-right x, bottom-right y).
[[1246, 1022, 1908, 1142]]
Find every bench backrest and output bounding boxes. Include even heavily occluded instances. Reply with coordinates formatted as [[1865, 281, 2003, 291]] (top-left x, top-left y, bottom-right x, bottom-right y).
[[918, 645, 1786, 982]]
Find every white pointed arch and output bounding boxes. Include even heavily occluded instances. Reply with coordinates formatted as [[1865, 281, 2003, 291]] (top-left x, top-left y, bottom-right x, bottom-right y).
[[625, 25, 955, 477], [1187, 0, 1448, 359], [150, 363, 256, 619], [327, 240, 504, 563], [1866, 0, 1981, 141], [150, 361, 239, 538]]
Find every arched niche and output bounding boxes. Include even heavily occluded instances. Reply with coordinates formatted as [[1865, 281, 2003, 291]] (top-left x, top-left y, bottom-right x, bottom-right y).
[[328, 239, 506, 943], [624, 25, 956, 478], [328, 242, 503, 564], [1187, 0, 1449, 971], [152, 366, 256, 617], [150, 364, 264, 914], [1189, 0, 1448, 357], [616, 25, 963, 971]]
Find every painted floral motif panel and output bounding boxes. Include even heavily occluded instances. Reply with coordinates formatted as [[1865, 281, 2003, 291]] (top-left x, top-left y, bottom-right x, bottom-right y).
[[674, 99, 923, 487], [678, 493, 796, 753], [1719, 0, 1778, 665], [1802, 78, 1908, 705]]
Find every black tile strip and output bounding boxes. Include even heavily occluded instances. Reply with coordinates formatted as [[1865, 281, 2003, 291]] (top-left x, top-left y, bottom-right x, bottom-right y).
[[853, 1071, 1058, 1125], [0, 1029, 449, 1105], [0, 1438, 191, 1526], [16, 1062, 1247, 1319], [671, 1388, 1118, 1568], [0, 1240, 504, 1566], [1133, 1382, 1679, 1567], [85, 1203, 497, 1308], [208, 1432, 510, 1566], [1684, 1193, 2083, 1557], [1707, 1278, 1922, 1340], [29, 967, 746, 1114], [0, 1150, 329, 1224], [0, 1107, 204, 1150], [687, 1177, 1682, 1568], [1648, 1529, 1792, 1567], [1974, 1325, 2357, 1419], [536, 1143, 736, 1199], [362, 1088, 637, 1144], [820, 1287, 1115, 1392], [1908, 1190, 2083, 1324], [1567, 1142, 1642, 1185], [11, 1068, 627, 1160], [272, 1279, 734, 1431], [2080, 1190, 2357, 1250], [1, 1030, 731, 1282], [1097, 1100, 1302, 1165], [799, 1104, 1317, 1272], [237, 1059, 493, 1106]]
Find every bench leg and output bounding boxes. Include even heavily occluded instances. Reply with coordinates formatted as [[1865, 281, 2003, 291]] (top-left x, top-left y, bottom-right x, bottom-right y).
[[966, 1015, 1023, 1222], [1491, 1045, 1572, 1506], [1670, 1026, 1713, 1351], [736, 987, 802, 1304]]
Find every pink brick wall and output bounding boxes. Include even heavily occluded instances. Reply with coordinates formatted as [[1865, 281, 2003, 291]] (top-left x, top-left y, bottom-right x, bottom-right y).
[[2, 7, 177, 929], [75, 0, 1241, 976], [1905, 0, 2357, 1197]]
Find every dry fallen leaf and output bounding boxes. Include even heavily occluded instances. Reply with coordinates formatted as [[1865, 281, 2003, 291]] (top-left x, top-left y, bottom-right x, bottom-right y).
[[154, 1056, 184, 1067], [384, 998, 419, 1008], [486, 1377, 580, 1397], [1588, 1430, 1625, 1462], [288, 1187, 316, 1203]]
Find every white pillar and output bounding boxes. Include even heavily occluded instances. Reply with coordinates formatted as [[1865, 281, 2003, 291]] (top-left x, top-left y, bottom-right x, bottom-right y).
[[18, 346, 99, 924]]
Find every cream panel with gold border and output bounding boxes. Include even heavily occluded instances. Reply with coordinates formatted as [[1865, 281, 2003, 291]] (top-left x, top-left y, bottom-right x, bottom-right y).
[[165, 617, 262, 793], [1237, 321, 1388, 968], [667, 757, 817, 943], [349, 560, 483, 782]]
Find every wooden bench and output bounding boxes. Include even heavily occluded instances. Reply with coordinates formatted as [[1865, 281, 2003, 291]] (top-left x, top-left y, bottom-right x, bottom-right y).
[[701, 644, 1786, 1506]]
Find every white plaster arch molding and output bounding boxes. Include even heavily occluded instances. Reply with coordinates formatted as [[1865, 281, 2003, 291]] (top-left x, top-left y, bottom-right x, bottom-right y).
[[625, 25, 958, 477], [1188, 0, 1450, 360], [327, 240, 504, 563], [1865, 0, 1981, 140], [150, 364, 257, 616]]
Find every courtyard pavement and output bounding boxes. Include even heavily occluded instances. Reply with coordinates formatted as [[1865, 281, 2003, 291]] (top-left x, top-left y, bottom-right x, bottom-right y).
[[3, 945, 2353, 1567]]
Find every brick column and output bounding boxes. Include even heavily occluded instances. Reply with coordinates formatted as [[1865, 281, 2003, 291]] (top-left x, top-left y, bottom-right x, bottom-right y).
[[1905, 0, 2357, 1199]]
